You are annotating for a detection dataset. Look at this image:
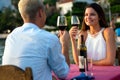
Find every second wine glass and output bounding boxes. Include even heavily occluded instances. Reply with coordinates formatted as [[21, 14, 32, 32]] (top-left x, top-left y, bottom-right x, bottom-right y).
[[71, 15, 80, 39], [57, 16, 67, 31], [71, 15, 80, 27]]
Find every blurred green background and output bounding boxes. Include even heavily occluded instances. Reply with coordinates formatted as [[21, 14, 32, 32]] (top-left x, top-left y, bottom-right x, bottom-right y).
[[0, 0, 120, 33]]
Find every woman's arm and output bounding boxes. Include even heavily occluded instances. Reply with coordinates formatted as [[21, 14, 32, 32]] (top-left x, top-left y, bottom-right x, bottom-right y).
[[93, 27, 116, 66], [69, 27, 79, 65], [69, 27, 87, 65]]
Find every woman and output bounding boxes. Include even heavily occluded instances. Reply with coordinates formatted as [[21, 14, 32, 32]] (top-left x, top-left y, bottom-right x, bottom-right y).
[[69, 3, 116, 66]]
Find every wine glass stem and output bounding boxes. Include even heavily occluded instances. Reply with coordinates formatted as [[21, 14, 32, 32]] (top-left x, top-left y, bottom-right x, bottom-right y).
[[90, 59, 93, 76]]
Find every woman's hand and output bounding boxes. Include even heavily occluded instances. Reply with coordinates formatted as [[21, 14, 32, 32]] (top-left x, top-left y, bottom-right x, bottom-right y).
[[69, 27, 78, 40]]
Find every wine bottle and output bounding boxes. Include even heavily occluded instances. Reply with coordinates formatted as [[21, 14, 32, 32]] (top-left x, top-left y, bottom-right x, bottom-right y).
[[79, 35, 88, 72]]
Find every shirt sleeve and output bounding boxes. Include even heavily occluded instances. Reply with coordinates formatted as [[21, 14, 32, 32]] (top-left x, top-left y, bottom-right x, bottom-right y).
[[47, 38, 69, 79]]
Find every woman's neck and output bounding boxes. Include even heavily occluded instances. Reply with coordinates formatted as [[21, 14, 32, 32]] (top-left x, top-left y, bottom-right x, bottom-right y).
[[89, 26, 102, 35]]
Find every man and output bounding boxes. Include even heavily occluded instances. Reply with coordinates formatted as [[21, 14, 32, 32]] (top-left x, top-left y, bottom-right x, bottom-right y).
[[2, 0, 69, 80]]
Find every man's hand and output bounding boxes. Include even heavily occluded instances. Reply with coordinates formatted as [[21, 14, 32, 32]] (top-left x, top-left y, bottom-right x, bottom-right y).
[[59, 30, 70, 67]]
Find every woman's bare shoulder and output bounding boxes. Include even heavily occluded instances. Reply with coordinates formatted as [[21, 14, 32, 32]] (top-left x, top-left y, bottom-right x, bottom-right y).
[[103, 27, 115, 40], [104, 27, 114, 34]]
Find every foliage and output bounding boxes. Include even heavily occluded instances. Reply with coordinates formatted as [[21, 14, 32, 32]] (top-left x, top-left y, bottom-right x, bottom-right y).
[[108, 0, 120, 15], [0, 8, 22, 33], [0, 0, 23, 33], [46, 12, 59, 27], [115, 22, 120, 29], [111, 5, 120, 13], [65, 11, 72, 31], [72, 2, 87, 16], [108, 0, 120, 6], [11, 0, 19, 9], [1, 0, 119, 33], [44, 0, 57, 5]]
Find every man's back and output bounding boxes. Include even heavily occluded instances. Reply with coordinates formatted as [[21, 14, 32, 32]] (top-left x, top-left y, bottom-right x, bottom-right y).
[[2, 23, 69, 80]]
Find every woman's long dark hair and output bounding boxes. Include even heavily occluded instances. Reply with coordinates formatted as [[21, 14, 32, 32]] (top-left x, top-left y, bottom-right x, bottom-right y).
[[81, 3, 108, 31]]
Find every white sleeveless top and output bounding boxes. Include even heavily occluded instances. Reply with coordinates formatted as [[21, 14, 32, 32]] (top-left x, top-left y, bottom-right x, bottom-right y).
[[85, 28, 106, 60]]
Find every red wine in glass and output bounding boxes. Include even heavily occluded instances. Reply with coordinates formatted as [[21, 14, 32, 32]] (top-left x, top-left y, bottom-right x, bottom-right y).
[[58, 26, 67, 31], [57, 16, 67, 31], [71, 24, 79, 27]]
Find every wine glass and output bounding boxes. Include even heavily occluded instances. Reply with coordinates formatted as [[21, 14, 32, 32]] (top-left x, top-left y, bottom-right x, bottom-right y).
[[71, 15, 80, 27], [57, 16, 67, 31], [71, 15, 80, 39], [87, 56, 93, 76]]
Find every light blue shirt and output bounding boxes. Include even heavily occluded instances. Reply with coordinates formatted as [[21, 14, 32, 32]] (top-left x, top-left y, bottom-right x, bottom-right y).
[[2, 23, 69, 80]]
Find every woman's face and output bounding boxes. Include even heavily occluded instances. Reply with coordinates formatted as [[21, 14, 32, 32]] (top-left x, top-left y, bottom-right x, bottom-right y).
[[84, 7, 99, 27]]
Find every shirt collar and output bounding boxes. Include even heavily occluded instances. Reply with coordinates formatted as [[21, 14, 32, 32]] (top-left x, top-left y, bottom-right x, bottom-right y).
[[22, 23, 40, 29]]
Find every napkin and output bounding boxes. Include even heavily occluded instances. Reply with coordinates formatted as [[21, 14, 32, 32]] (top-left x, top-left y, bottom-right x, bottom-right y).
[[71, 72, 95, 80]]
